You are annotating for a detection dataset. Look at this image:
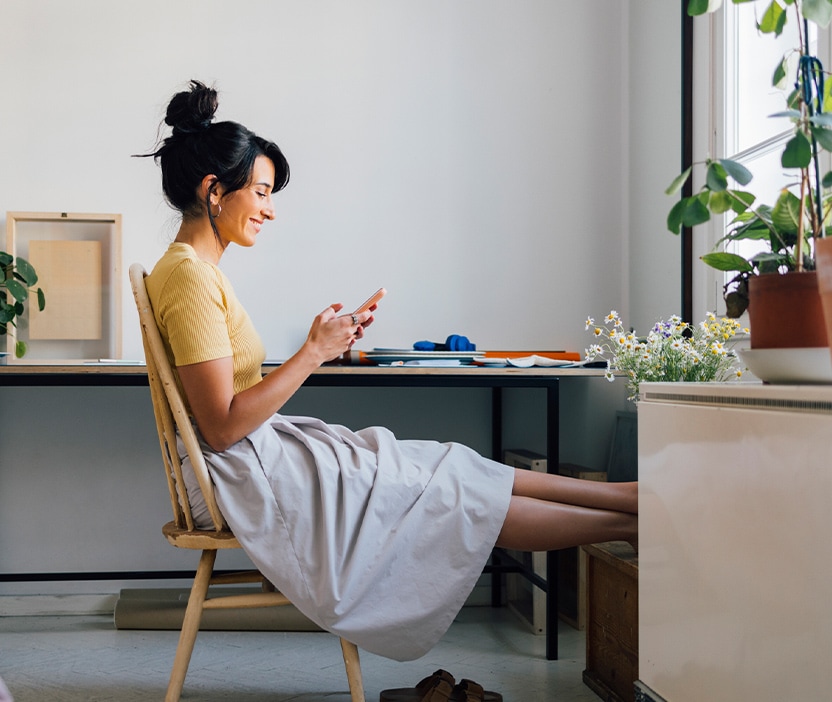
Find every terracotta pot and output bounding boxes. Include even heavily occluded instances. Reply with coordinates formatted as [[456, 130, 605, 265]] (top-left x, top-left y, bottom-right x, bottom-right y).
[[816, 237, 832, 358], [747, 271, 828, 349]]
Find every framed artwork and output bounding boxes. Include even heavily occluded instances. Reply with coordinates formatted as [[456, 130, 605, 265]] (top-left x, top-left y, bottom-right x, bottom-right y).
[[5, 211, 122, 362]]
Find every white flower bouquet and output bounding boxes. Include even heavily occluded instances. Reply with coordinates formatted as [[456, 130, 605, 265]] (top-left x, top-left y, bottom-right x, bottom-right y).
[[585, 311, 745, 401]]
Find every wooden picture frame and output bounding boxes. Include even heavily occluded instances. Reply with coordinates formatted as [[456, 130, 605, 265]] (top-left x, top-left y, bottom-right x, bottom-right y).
[[5, 211, 122, 362]]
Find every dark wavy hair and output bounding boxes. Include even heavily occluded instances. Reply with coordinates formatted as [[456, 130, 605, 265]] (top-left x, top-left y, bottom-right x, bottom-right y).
[[136, 80, 290, 236]]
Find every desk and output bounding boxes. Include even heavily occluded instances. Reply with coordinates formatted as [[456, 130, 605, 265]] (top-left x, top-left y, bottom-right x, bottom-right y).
[[0, 362, 605, 660]]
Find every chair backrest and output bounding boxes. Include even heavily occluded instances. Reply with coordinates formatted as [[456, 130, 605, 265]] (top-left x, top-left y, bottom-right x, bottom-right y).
[[129, 263, 227, 533]]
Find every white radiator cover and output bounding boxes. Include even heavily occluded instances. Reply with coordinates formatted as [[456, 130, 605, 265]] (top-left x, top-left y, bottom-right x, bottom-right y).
[[638, 382, 832, 702]]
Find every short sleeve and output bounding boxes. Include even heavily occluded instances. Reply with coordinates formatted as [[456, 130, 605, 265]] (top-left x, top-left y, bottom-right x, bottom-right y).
[[156, 258, 233, 366]]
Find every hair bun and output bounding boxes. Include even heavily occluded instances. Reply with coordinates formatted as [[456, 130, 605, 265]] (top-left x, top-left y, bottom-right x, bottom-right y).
[[165, 79, 218, 134]]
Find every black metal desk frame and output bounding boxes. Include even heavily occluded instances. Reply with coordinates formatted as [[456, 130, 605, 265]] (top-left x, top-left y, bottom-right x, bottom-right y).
[[0, 364, 567, 659]]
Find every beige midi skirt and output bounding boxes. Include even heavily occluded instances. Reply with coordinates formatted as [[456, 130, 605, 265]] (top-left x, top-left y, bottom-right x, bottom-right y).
[[186, 414, 514, 661]]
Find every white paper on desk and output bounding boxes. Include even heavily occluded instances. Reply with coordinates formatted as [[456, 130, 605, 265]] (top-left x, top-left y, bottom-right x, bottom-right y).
[[505, 355, 574, 368], [83, 359, 144, 365], [403, 359, 463, 367]]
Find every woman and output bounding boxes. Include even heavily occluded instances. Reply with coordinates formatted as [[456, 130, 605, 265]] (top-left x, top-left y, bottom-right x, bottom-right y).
[[140, 80, 637, 661]]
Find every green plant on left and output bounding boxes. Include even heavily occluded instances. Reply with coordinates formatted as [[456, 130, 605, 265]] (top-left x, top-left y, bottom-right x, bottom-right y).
[[0, 251, 46, 358]]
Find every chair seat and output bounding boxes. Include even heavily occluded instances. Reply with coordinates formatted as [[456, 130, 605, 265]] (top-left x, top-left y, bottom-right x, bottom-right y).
[[163, 520, 242, 550]]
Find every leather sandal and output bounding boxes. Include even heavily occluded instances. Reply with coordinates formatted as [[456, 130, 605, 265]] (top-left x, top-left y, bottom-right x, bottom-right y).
[[380, 669, 456, 702], [452, 678, 503, 702]]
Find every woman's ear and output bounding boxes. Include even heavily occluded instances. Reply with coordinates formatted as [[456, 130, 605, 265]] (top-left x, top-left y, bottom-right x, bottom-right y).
[[199, 174, 223, 205]]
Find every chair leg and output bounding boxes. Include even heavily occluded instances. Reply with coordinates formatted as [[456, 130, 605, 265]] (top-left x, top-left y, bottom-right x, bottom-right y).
[[166, 549, 216, 702], [340, 638, 365, 702]]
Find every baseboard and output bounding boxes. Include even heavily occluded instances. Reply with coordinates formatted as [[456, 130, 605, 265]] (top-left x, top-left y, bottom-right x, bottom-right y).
[[0, 594, 118, 617], [634, 680, 668, 702], [0, 582, 491, 626]]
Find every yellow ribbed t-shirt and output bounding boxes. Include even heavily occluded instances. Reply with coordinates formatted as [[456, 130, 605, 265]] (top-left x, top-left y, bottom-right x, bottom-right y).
[[145, 243, 265, 409]]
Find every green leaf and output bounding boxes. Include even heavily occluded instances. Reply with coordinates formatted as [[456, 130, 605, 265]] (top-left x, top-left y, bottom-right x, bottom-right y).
[[706, 161, 729, 191], [753, 251, 790, 270], [719, 158, 754, 185], [701, 251, 754, 273], [709, 190, 734, 214], [770, 109, 801, 120], [803, 0, 832, 28], [759, 0, 787, 36], [3, 278, 27, 302], [665, 166, 692, 196], [810, 112, 832, 128], [667, 198, 687, 234], [773, 57, 789, 89], [771, 189, 803, 233], [687, 0, 722, 16], [729, 189, 756, 213], [811, 124, 832, 151], [822, 171, 832, 188], [13, 257, 37, 286], [37, 288, 45, 311], [782, 131, 812, 168], [683, 197, 711, 227], [0, 251, 12, 268], [14, 339, 27, 358], [723, 225, 770, 244]]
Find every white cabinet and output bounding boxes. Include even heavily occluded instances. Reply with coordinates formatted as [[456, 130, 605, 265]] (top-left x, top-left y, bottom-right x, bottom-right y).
[[637, 382, 832, 702]]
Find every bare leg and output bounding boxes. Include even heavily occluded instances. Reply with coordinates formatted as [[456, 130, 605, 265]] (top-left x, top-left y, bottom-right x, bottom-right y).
[[512, 468, 637, 515], [496, 469, 638, 552], [496, 495, 637, 551]]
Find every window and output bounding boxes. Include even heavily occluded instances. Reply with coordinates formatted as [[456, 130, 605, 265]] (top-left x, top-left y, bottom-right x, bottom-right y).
[[692, 2, 830, 321]]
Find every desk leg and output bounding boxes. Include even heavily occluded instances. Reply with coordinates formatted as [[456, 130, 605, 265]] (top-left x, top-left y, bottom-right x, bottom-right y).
[[488, 383, 560, 660], [491, 387, 503, 608], [491, 386, 503, 461], [546, 383, 560, 660]]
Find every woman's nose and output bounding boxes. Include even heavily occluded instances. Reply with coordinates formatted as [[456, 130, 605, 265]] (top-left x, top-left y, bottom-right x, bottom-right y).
[[262, 196, 275, 220]]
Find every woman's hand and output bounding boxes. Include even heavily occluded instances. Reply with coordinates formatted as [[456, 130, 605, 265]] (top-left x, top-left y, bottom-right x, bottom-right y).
[[177, 302, 378, 452], [304, 303, 374, 363]]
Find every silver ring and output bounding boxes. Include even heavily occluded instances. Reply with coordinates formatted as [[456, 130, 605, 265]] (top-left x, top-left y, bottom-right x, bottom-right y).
[[351, 314, 358, 326]]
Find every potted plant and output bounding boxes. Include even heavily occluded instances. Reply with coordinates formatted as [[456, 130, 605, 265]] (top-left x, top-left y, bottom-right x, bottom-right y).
[[0, 251, 46, 358], [666, 0, 832, 349]]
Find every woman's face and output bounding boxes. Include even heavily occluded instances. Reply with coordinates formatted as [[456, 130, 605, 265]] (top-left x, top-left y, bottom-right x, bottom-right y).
[[215, 155, 276, 248]]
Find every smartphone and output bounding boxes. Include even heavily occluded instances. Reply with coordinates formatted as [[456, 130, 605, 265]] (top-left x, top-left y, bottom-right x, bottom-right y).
[[353, 287, 387, 314]]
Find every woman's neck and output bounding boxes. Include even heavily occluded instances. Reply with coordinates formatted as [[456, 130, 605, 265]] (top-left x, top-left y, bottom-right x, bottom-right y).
[[175, 217, 226, 265]]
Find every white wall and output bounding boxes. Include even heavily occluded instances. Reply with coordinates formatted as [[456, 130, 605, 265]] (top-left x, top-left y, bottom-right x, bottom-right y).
[[0, 0, 634, 360], [0, 1, 680, 592], [627, 1, 683, 334]]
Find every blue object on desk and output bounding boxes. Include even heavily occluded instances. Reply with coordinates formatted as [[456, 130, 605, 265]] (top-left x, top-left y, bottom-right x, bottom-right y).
[[414, 335, 476, 352]]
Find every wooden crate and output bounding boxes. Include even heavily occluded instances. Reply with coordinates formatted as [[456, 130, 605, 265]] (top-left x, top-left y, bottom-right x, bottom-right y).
[[582, 541, 639, 702]]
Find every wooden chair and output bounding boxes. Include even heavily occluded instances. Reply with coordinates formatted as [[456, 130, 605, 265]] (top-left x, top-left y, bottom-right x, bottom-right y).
[[129, 263, 365, 702]]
